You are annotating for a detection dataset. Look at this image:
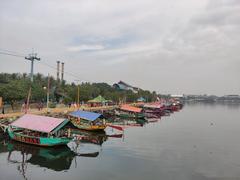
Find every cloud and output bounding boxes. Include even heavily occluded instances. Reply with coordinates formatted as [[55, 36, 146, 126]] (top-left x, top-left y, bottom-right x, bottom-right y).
[[67, 44, 105, 52], [0, 0, 239, 95]]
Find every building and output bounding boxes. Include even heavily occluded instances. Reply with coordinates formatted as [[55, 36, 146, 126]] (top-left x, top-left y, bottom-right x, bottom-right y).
[[113, 81, 139, 93], [137, 97, 146, 102]]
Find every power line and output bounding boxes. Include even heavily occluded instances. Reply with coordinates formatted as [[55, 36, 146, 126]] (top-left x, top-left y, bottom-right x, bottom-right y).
[[0, 48, 26, 56], [0, 48, 92, 83], [39, 61, 92, 82], [0, 51, 25, 58]]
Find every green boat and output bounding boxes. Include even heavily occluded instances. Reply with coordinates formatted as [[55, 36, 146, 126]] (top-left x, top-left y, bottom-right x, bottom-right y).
[[117, 112, 145, 119], [116, 104, 145, 120], [7, 114, 72, 147]]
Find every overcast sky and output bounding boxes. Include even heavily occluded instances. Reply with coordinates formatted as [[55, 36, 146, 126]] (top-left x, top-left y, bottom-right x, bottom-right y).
[[0, 0, 239, 95]]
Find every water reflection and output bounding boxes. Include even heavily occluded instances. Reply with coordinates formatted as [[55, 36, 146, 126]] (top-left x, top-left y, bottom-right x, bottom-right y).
[[7, 141, 75, 170], [0, 129, 112, 180], [2, 103, 240, 180]]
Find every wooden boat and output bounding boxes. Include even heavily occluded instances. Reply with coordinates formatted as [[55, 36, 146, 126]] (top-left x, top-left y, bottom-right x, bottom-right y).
[[116, 105, 145, 119], [7, 114, 72, 147], [143, 103, 166, 117], [71, 128, 108, 145], [69, 110, 107, 131]]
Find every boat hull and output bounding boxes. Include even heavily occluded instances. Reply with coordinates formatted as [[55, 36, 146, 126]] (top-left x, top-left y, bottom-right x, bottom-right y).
[[71, 121, 106, 131], [117, 113, 145, 119], [7, 128, 72, 147]]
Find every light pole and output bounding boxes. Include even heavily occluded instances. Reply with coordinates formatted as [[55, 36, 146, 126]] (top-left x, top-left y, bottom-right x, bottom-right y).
[[43, 74, 50, 112], [74, 80, 81, 109]]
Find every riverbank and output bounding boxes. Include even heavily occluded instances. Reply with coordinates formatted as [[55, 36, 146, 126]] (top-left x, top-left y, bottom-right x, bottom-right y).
[[0, 105, 118, 119]]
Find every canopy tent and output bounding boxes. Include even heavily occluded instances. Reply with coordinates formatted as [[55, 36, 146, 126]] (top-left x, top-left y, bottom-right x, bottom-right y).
[[69, 110, 103, 121], [87, 95, 111, 103], [120, 105, 142, 113], [10, 114, 69, 133]]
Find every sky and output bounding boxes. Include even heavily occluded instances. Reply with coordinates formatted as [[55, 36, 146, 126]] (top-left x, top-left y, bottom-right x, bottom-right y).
[[0, 0, 239, 95]]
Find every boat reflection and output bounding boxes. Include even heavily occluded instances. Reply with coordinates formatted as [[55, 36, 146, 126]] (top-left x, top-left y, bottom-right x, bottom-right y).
[[0, 131, 108, 180], [6, 141, 75, 170], [0, 127, 124, 180], [71, 128, 108, 146]]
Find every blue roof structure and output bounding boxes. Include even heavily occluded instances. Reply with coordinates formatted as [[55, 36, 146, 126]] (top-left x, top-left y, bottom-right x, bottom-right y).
[[69, 110, 103, 121]]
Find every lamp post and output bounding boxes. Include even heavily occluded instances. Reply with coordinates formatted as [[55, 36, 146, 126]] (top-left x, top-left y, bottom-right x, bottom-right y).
[[43, 74, 50, 112], [74, 80, 81, 109]]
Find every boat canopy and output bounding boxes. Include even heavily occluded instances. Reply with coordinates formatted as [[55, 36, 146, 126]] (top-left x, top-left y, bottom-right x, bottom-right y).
[[120, 105, 142, 113], [10, 114, 69, 133], [69, 110, 103, 121]]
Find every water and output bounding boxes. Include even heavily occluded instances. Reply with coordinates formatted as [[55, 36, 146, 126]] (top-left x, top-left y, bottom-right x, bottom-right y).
[[1, 103, 240, 180]]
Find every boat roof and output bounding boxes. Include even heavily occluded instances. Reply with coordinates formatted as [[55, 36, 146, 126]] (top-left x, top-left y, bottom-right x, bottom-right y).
[[69, 110, 103, 121], [10, 114, 69, 133], [120, 105, 142, 113]]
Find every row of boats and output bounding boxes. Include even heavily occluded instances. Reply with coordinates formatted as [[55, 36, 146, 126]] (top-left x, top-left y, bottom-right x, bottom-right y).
[[1, 101, 183, 147]]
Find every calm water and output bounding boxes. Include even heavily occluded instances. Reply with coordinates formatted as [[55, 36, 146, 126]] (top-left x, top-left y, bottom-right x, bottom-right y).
[[1, 103, 240, 180]]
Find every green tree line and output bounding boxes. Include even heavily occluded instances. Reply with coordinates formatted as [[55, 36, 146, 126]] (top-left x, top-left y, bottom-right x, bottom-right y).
[[0, 73, 157, 104]]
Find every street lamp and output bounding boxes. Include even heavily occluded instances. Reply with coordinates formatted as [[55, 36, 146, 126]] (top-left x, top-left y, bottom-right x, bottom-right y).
[[74, 80, 81, 109], [43, 74, 50, 112]]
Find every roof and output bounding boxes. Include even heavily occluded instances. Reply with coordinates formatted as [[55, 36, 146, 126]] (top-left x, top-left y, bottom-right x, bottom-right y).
[[118, 81, 133, 88], [137, 97, 146, 102], [69, 110, 103, 121], [120, 105, 142, 113], [10, 114, 68, 133], [88, 95, 111, 103]]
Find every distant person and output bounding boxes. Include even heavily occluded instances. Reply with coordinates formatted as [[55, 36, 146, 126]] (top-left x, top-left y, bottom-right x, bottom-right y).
[[68, 103, 71, 108]]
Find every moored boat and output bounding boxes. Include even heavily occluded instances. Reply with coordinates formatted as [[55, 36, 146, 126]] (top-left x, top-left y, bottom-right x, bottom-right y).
[[116, 104, 145, 119], [7, 114, 72, 147], [69, 110, 107, 131]]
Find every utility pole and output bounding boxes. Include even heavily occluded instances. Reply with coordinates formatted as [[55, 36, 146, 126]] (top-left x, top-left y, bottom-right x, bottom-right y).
[[74, 80, 81, 109], [47, 73, 50, 112], [25, 53, 40, 82]]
